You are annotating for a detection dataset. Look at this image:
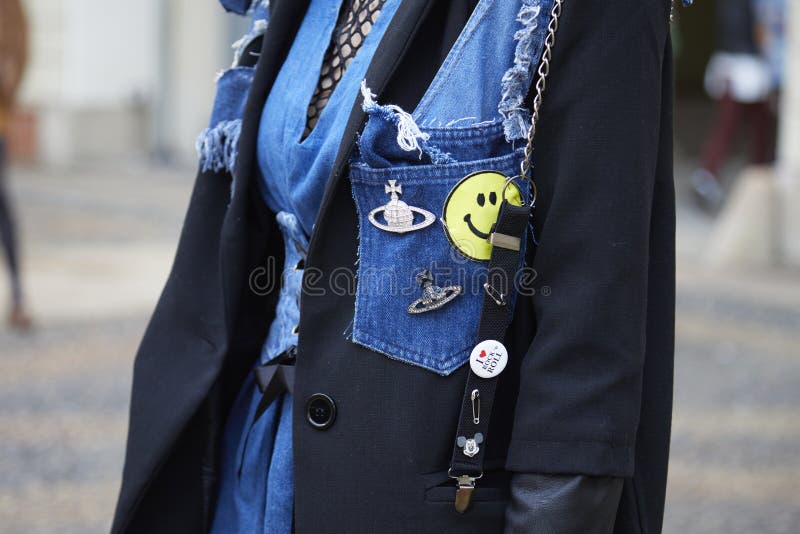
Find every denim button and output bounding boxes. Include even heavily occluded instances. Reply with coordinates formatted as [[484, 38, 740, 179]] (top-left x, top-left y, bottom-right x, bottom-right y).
[[306, 393, 336, 430]]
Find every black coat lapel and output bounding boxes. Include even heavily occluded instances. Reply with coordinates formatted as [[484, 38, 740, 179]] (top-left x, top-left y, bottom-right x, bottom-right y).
[[220, 0, 312, 334], [113, 3, 311, 532]]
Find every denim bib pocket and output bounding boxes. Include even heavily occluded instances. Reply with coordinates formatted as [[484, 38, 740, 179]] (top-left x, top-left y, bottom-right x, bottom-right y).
[[349, 139, 527, 375]]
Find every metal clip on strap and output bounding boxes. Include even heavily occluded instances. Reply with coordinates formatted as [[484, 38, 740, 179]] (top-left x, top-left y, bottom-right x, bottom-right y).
[[454, 473, 479, 514], [489, 231, 521, 251], [448, 200, 530, 513]]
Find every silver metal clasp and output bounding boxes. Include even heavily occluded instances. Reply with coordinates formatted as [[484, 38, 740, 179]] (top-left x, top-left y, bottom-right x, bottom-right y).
[[449, 469, 483, 514], [489, 231, 521, 251]]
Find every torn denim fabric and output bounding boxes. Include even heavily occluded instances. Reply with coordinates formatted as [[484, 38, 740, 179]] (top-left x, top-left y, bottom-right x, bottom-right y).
[[196, 2, 270, 175], [196, 67, 255, 174], [498, 0, 551, 141], [359, 82, 455, 165]]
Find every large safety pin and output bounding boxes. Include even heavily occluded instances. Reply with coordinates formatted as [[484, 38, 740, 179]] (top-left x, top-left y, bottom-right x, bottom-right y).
[[471, 389, 480, 424], [483, 282, 507, 307]]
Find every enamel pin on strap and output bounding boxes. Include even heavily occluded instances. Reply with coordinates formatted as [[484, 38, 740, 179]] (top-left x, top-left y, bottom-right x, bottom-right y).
[[447, 0, 565, 514]]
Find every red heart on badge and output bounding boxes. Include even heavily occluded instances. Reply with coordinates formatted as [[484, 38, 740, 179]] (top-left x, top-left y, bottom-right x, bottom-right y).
[[479, 350, 487, 358]]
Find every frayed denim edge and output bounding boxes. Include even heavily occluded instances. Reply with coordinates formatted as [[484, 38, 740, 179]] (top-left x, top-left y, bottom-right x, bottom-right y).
[[245, 0, 270, 15], [498, 0, 543, 142], [196, 118, 242, 175], [359, 81, 456, 165]]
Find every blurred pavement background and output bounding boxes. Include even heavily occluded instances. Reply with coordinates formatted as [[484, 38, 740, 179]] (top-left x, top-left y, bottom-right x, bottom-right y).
[[0, 1, 799, 533]]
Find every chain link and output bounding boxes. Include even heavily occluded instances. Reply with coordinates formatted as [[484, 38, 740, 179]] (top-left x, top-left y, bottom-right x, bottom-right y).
[[513, 0, 565, 207]]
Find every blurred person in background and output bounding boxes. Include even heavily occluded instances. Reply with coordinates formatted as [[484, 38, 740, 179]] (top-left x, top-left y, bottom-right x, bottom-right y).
[[0, 0, 31, 329], [753, 0, 786, 95], [691, 0, 785, 212]]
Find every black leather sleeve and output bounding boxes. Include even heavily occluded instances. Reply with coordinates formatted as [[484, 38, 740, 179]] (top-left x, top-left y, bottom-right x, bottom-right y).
[[504, 474, 623, 534]]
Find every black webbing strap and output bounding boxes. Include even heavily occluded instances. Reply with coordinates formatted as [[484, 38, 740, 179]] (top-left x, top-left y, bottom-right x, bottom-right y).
[[448, 200, 530, 513]]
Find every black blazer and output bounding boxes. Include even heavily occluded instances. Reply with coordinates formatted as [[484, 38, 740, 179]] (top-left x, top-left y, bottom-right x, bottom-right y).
[[112, 1, 675, 532]]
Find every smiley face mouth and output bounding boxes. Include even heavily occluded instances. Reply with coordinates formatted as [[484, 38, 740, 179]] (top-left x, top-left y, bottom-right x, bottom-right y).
[[463, 213, 491, 240]]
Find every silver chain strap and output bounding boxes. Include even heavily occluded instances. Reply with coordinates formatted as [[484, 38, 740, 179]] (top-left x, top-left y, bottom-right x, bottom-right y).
[[511, 0, 565, 207]]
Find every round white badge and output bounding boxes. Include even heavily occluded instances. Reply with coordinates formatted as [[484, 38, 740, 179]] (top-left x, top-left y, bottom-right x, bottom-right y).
[[469, 340, 508, 379]]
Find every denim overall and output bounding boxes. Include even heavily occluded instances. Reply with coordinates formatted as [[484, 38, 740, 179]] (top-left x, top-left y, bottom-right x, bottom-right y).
[[211, 1, 401, 532], [207, 0, 552, 532]]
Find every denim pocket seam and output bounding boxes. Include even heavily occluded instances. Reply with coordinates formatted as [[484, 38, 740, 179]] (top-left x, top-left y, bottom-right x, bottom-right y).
[[418, 120, 505, 139], [351, 322, 476, 375], [350, 149, 523, 183]]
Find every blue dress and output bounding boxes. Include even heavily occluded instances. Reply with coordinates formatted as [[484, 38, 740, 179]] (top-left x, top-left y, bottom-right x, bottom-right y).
[[211, 1, 401, 532]]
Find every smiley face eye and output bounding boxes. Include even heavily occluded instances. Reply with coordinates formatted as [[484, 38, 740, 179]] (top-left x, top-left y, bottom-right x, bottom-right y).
[[489, 192, 498, 205], [477, 193, 486, 207]]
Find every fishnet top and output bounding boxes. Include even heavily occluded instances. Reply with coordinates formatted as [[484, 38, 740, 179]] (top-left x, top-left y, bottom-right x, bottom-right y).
[[303, 0, 387, 138]]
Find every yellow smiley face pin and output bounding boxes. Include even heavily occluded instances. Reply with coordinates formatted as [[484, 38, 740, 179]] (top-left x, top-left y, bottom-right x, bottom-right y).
[[442, 171, 524, 261]]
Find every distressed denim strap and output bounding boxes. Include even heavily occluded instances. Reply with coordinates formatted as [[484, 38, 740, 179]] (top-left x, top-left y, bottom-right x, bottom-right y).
[[448, 200, 530, 513]]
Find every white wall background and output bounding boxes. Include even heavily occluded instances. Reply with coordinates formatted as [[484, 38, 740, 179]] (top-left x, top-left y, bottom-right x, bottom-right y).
[[18, 0, 234, 166]]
